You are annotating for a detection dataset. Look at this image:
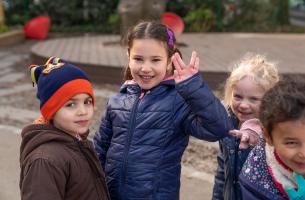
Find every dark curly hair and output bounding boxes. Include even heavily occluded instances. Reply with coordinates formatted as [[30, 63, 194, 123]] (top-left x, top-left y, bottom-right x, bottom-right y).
[[259, 76, 305, 138], [123, 21, 181, 81]]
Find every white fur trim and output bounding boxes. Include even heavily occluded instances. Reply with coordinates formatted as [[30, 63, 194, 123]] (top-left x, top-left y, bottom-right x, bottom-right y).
[[265, 143, 296, 189]]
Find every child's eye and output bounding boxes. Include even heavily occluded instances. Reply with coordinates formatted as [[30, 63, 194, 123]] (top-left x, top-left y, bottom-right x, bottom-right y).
[[233, 94, 242, 100], [152, 58, 161, 62], [285, 141, 298, 146], [85, 98, 93, 105], [133, 57, 143, 62], [250, 97, 261, 102], [65, 102, 75, 107]]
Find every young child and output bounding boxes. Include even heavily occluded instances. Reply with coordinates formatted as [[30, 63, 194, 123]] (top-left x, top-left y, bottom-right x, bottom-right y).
[[93, 21, 230, 199], [239, 77, 305, 200], [212, 54, 279, 200], [19, 57, 110, 200]]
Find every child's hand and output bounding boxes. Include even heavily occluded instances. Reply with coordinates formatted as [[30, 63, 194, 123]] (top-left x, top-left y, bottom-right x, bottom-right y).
[[172, 51, 199, 84], [230, 129, 259, 149], [229, 118, 262, 149], [284, 172, 305, 200]]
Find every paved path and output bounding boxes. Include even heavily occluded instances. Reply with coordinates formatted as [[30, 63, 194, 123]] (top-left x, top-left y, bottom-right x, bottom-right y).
[[31, 33, 305, 89]]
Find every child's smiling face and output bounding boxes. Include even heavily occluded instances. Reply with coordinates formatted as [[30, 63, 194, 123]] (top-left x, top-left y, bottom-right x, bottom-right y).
[[266, 119, 305, 176], [231, 76, 265, 124], [128, 38, 171, 90]]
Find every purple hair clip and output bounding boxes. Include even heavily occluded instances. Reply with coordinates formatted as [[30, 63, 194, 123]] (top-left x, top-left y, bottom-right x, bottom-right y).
[[167, 28, 175, 47]]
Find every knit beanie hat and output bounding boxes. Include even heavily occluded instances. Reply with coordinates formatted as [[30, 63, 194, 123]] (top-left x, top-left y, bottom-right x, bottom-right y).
[[30, 57, 94, 121]]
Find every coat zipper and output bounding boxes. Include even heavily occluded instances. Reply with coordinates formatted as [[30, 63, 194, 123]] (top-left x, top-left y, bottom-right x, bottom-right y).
[[119, 93, 141, 198]]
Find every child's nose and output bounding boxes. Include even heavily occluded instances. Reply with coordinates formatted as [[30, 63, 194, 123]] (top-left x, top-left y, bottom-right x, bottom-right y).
[[140, 63, 151, 72], [77, 105, 88, 115], [239, 100, 250, 109]]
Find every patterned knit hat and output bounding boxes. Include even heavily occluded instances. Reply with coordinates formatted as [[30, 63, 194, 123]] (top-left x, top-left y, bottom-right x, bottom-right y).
[[30, 57, 94, 121]]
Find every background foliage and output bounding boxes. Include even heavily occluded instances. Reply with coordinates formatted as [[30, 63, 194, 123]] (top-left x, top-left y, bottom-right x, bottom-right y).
[[4, 0, 120, 33], [3, 0, 302, 33]]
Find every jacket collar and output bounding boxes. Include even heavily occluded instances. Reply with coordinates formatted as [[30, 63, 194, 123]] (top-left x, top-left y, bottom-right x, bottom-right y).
[[265, 143, 295, 198], [119, 76, 175, 94], [20, 124, 90, 163]]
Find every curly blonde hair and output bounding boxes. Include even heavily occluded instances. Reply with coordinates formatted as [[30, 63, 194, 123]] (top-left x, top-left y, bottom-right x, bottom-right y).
[[224, 53, 279, 109]]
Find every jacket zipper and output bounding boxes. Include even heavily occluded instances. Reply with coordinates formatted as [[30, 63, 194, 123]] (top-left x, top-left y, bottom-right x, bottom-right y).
[[119, 93, 141, 198], [77, 141, 111, 199]]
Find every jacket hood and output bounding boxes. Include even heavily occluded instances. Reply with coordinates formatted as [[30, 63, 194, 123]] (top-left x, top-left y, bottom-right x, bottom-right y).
[[20, 124, 79, 164]]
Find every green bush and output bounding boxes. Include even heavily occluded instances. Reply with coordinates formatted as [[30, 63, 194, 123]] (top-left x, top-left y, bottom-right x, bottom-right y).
[[5, 0, 120, 33], [224, 0, 291, 32], [4, 0, 301, 33], [167, 0, 224, 31], [184, 7, 215, 32], [0, 24, 9, 33], [108, 13, 120, 34], [167, 0, 298, 32]]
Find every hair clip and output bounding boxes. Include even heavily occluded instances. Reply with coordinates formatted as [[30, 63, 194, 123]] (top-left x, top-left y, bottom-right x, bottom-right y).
[[167, 28, 175, 47]]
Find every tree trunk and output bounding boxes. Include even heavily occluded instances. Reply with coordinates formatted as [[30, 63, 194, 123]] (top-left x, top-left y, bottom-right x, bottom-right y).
[[0, 0, 5, 26]]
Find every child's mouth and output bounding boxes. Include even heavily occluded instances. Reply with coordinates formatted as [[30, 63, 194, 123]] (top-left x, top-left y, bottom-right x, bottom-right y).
[[294, 161, 305, 169], [76, 120, 89, 126], [239, 111, 252, 116], [139, 75, 154, 83], [140, 75, 153, 80]]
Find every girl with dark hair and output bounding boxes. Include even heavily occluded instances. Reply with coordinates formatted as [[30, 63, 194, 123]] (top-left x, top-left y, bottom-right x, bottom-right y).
[[94, 21, 230, 200]]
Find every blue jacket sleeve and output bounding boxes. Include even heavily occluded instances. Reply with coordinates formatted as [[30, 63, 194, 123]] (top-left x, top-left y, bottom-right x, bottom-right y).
[[176, 73, 230, 141], [93, 104, 113, 169], [212, 142, 225, 200]]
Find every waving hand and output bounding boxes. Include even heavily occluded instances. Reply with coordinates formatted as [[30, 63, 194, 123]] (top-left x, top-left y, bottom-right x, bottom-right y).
[[172, 51, 199, 84]]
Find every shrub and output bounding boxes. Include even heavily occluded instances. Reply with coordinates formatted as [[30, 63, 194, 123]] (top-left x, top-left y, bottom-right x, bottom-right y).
[[184, 7, 215, 32], [5, 0, 120, 33]]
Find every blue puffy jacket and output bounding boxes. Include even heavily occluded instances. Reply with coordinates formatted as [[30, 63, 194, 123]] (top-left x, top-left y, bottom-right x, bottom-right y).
[[94, 74, 230, 200]]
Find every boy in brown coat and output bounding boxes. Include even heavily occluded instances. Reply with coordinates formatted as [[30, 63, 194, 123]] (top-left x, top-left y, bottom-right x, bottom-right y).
[[19, 57, 110, 200]]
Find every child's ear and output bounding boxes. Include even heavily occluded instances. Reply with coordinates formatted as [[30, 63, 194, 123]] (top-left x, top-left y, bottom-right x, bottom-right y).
[[262, 127, 273, 145]]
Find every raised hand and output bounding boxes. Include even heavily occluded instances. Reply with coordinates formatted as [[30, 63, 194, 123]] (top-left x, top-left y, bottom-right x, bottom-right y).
[[172, 51, 199, 84], [230, 118, 262, 149]]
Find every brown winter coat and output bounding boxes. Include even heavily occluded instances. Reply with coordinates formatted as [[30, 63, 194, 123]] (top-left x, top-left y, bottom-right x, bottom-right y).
[[19, 124, 110, 200]]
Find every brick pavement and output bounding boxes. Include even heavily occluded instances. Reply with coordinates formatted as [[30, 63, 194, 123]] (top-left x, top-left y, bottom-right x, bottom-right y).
[[31, 33, 305, 89]]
